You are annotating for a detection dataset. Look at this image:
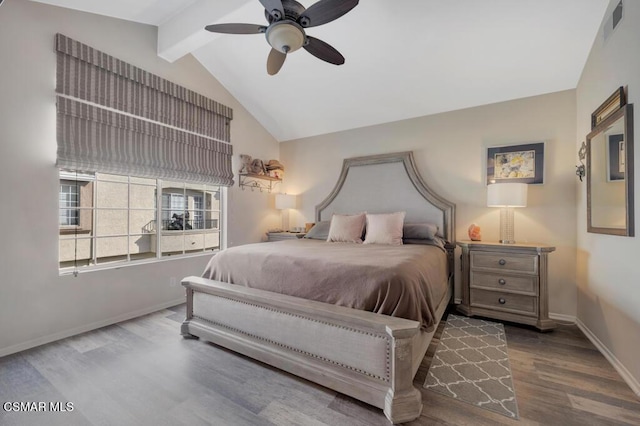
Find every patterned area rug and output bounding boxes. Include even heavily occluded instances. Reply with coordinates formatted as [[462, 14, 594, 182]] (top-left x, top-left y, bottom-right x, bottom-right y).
[[423, 315, 519, 419]]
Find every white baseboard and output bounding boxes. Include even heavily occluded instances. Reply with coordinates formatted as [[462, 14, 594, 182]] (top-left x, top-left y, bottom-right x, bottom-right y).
[[549, 312, 576, 324], [0, 298, 185, 358], [575, 318, 640, 397]]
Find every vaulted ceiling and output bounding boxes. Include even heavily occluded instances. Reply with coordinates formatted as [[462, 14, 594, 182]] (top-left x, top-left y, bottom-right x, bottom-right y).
[[31, 0, 610, 141]]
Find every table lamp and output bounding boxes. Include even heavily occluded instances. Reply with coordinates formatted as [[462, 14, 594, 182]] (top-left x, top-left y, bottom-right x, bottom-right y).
[[487, 183, 528, 244], [275, 193, 296, 231]]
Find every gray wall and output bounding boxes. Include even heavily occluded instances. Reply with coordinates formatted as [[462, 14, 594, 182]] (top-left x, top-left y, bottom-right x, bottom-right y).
[[281, 90, 578, 317], [576, 0, 640, 394], [0, 1, 279, 356]]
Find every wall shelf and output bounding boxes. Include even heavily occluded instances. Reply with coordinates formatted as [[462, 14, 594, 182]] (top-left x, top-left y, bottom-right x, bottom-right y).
[[238, 173, 282, 193]]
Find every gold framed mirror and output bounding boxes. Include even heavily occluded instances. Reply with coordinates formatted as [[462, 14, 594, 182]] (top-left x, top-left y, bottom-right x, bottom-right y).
[[587, 103, 634, 236]]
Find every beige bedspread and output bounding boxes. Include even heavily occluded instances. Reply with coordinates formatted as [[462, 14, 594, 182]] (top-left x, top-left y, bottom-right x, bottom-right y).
[[202, 239, 449, 330]]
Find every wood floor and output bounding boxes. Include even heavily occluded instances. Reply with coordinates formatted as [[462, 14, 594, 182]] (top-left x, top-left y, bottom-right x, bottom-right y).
[[1, 305, 639, 425]]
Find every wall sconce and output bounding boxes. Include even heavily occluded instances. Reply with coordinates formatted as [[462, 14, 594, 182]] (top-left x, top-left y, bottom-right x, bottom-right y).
[[576, 141, 586, 181], [487, 183, 528, 244], [275, 193, 296, 231]]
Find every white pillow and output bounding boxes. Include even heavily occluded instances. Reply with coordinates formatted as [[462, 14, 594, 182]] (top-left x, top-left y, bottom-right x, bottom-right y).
[[364, 212, 406, 245], [326, 213, 366, 243]]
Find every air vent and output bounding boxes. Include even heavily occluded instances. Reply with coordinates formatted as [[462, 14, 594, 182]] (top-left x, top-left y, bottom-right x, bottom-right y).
[[603, 0, 623, 42]]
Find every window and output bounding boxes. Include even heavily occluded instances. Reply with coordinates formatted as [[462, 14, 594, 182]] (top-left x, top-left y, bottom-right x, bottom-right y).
[[193, 195, 204, 230], [59, 170, 223, 272], [59, 183, 79, 226]]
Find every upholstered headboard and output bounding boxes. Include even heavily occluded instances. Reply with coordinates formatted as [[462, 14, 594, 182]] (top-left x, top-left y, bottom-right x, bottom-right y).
[[316, 151, 456, 243]]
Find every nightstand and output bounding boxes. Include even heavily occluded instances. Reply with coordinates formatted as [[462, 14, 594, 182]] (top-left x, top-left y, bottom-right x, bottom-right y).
[[266, 232, 306, 241], [457, 241, 556, 331]]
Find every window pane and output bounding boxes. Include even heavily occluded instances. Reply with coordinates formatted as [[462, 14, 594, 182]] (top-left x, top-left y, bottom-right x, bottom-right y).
[[129, 234, 154, 258], [206, 211, 220, 230], [96, 210, 128, 236], [59, 208, 79, 226], [96, 181, 128, 209], [130, 210, 156, 234], [208, 189, 221, 211], [185, 233, 205, 253], [161, 192, 187, 230], [96, 236, 128, 263], [59, 236, 92, 266], [204, 231, 221, 251], [130, 184, 155, 209], [161, 233, 184, 256]]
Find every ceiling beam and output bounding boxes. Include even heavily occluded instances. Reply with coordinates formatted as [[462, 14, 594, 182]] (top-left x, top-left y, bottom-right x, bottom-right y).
[[157, 0, 253, 63]]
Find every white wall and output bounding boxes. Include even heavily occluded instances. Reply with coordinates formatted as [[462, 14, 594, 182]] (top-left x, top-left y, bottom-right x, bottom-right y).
[[576, 0, 640, 393], [0, 0, 279, 356], [281, 90, 577, 315]]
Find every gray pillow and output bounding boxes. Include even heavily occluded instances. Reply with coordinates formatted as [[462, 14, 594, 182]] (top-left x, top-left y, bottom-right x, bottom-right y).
[[303, 221, 331, 240], [404, 236, 446, 251], [402, 222, 438, 240]]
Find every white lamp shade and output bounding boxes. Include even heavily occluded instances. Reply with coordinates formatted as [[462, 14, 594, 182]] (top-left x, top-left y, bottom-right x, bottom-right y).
[[275, 193, 296, 210], [266, 22, 305, 53], [487, 183, 528, 207]]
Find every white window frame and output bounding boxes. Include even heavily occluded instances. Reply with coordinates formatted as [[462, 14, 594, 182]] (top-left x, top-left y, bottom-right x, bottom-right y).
[[59, 170, 225, 275]]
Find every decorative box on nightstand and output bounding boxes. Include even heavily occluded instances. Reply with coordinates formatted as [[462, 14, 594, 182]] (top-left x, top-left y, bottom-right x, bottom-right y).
[[266, 232, 306, 241], [457, 241, 556, 331]]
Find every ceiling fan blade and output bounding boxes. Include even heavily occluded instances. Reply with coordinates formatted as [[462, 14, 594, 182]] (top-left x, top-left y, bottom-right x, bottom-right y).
[[298, 0, 359, 28], [267, 48, 287, 75], [205, 23, 266, 34], [303, 36, 345, 65], [259, 0, 285, 19]]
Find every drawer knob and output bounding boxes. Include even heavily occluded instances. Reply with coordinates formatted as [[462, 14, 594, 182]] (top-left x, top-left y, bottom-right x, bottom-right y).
[[498, 278, 506, 285], [498, 298, 506, 304], [498, 259, 507, 266]]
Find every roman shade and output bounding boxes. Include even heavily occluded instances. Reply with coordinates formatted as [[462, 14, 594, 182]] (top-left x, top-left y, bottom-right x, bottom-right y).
[[55, 34, 234, 186]]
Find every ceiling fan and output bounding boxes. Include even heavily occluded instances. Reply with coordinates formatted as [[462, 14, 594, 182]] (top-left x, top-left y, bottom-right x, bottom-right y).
[[205, 0, 359, 75]]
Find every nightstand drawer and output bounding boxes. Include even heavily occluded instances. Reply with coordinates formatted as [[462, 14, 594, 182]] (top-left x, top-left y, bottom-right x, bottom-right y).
[[470, 252, 538, 274], [470, 271, 537, 294], [471, 289, 537, 316]]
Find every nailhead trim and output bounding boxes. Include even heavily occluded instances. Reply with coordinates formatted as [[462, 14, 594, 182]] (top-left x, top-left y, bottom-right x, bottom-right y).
[[192, 293, 391, 382]]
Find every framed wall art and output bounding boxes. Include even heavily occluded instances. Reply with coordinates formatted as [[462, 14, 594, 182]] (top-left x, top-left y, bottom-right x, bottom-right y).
[[487, 142, 544, 184]]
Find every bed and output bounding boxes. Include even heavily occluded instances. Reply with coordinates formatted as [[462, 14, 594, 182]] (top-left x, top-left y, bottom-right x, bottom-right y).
[[181, 151, 456, 423]]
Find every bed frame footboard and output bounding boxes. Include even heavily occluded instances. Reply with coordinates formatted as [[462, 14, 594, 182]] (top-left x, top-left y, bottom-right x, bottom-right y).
[[181, 276, 424, 424]]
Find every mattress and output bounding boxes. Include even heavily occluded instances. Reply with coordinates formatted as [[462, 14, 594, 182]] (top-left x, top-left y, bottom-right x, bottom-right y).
[[202, 239, 449, 330]]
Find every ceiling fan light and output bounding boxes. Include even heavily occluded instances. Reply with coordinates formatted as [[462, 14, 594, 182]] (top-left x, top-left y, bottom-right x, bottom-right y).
[[266, 22, 305, 54]]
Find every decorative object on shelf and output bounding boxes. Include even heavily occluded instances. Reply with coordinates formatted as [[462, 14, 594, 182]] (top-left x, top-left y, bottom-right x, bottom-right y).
[[467, 223, 482, 241], [275, 193, 296, 231], [591, 86, 625, 130], [576, 141, 586, 182], [487, 183, 527, 244], [238, 155, 285, 192], [251, 158, 267, 175], [239, 154, 253, 174], [265, 159, 285, 179], [487, 142, 544, 185]]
